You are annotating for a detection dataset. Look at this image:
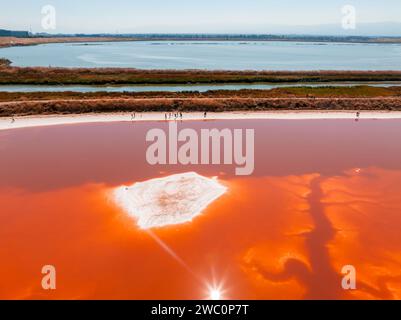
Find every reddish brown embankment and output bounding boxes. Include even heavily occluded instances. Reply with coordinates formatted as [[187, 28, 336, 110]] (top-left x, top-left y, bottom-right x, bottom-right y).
[[2, 95, 401, 117], [1, 86, 401, 117], [1, 98, 401, 117]]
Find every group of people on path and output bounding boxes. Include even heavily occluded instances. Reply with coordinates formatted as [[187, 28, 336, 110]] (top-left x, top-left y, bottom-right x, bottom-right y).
[[8, 110, 359, 125], [131, 112, 144, 120], [127, 111, 210, 122], [162, 111, 208, 120], [165, 112, 183, 120]]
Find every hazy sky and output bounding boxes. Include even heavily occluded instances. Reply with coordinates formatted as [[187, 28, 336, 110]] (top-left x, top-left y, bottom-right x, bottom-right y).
[[2, 0, 401, 34]]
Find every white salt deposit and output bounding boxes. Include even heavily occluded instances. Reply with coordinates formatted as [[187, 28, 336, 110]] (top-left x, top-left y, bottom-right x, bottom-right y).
[[114, 172, 227, 229]]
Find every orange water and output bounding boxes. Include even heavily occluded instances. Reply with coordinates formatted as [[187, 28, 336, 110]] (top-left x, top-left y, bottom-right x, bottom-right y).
[[1, 119, 401, 300]]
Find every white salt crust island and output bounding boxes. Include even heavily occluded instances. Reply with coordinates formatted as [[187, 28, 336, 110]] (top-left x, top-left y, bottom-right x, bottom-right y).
[[114, 172, 227, 229]]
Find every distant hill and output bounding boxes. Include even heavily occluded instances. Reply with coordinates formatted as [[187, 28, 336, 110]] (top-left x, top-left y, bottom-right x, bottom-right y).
[[0, 29, 30, 37]]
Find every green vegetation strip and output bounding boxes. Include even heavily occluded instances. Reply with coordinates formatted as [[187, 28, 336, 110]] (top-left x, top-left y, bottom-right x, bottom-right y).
[[1, 86, 401, 101], [2, 65, 401, 85]]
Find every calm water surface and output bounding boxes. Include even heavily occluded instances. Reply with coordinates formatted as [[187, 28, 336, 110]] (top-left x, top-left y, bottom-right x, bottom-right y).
[[1, 41, 401, 70], [1, 119, 401, 299], [0, 82, 400, 93]]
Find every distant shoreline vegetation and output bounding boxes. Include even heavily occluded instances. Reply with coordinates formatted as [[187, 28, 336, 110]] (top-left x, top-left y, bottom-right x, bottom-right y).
[[68, 33, 401, 44], [1, 29, 401, 44]]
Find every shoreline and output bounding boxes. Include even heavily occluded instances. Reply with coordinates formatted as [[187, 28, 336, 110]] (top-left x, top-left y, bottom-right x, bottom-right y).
[[1, 37, 401, 50], [1, 110, 401, 131], [0, 37, 139, 49]]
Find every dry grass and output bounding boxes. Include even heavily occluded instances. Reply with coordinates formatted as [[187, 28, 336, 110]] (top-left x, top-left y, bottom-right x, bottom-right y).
[[0, 58, 11, 67], [2, 98, 401, 117], [0, 36, 138, 48], [1, 87, 401, 117]]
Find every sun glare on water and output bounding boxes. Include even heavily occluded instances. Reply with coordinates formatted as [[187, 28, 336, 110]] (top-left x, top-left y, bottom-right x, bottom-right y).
[[205, 281, 226, 300], [209, 288, 222, 300]]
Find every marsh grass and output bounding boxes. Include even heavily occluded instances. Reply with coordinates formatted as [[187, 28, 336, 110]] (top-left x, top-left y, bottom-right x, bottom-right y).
[[2, 67, 401, 85]]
